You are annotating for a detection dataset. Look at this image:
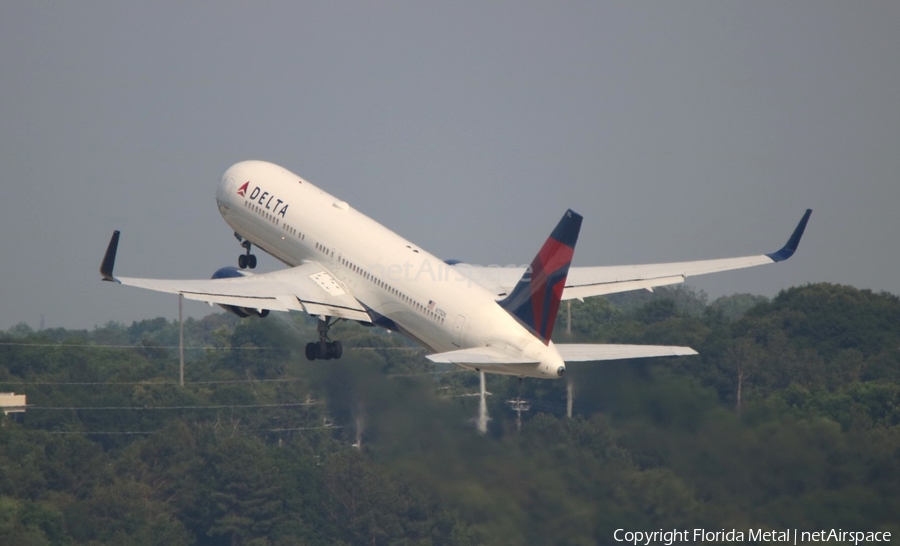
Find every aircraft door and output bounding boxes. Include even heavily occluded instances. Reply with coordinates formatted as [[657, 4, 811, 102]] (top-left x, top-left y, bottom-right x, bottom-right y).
[[452, 314, 467, 347]]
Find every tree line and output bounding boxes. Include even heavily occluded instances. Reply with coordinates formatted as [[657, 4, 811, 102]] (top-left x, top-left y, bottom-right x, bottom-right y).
[[0, 282, 898, 544]]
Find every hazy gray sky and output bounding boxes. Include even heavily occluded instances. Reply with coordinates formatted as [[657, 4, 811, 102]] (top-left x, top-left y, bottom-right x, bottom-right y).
[[2, 2, 898, 331]]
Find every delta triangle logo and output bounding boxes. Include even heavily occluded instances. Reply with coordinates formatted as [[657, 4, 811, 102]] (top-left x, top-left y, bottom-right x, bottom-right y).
[[237, 181, 249, 197]]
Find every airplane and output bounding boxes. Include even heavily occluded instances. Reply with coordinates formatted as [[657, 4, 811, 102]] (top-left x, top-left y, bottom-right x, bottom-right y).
[[100, 160, 811, 380]]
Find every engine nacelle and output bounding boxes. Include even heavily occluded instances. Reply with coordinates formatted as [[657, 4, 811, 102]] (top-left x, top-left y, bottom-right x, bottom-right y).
[[211, 267, 270, 318]]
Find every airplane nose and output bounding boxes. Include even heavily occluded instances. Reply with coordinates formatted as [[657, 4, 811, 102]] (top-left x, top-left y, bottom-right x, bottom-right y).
[[557, 366, 566, 377], [218, 164, 248, 205]]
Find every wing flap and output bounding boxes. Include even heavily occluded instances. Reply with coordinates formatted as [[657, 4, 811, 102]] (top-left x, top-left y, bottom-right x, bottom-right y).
[[182, 292, 296, 312], [299, 301, 371, 322], [555, 343, 698, 362], [562, 274, 685, 300]]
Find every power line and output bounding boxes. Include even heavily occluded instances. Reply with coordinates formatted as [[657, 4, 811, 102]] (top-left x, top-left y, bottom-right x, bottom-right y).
[[525, 399, 570, 415], [0, 342, 423, 351], [0, 378, 308, 386], [267, 425, 343, 431], [350, 346, 424, 351], [47, 430, 156, 435], [28, 402, 321, 411], [0, 370, 446, 385], [43, 425, 342, 435], [385, 369, 463, 377], [0, 342, 275, 350], [0, 362, 443, 386]]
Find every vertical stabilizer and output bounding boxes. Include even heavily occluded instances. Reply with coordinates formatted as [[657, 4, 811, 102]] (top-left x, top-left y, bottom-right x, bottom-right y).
[[499, 209, 582, 344]]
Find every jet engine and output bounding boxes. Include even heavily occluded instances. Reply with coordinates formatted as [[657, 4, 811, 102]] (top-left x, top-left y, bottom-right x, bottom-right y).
[[211, 266, 270, 318]]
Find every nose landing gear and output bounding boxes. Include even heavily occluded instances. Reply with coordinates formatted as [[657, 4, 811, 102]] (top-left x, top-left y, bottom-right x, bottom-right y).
[[305, 317, 343, 361], [234, 232, 257, 269]]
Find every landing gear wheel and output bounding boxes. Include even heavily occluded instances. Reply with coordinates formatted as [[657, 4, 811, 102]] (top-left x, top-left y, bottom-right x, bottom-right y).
[[248, 254, 257, 269], [238, 254, 248, 269], [318, 341, 331, 361], [329, 340, 342, 359], [304, 318, 344, 361]]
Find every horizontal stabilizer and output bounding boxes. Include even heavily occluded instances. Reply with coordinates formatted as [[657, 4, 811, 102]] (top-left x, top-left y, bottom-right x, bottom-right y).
[[554, 343, 697, 362], [426, 346, 538, 365]]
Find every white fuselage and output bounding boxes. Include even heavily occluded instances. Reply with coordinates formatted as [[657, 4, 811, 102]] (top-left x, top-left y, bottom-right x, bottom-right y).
[[214, 161, 565, 379]]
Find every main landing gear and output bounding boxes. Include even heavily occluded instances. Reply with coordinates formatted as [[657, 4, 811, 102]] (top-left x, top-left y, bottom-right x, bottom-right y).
[[305, 317, 343, 361], [234, 232, 257, 269]]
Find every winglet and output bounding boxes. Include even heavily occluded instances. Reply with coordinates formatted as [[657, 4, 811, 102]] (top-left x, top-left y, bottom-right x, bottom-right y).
[[100, 230, 121, 281], [766, 209, 812, 263]]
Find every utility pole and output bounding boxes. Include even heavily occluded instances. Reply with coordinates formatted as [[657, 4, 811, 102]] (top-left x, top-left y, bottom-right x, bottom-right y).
[[353, 403, 365, 449], [179, 294, 185, 387], [476, 371, 490, 434], [507, 397, 530, 431]]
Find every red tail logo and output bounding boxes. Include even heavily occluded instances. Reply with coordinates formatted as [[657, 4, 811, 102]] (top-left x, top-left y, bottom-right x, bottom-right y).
[[237, 181, 249, 197], [498, 210, 582, 344]]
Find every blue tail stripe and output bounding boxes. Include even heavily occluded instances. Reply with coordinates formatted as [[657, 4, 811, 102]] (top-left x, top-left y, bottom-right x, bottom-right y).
[[550, 209, 581, 247]]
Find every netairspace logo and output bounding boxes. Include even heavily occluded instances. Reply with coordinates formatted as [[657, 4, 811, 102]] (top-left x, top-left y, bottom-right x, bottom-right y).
[[613, 528, 892, 545]]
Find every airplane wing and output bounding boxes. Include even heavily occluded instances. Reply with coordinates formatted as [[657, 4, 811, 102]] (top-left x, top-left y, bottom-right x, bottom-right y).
[[453, 209, 811, 301], [99, 231, 371, 322]]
